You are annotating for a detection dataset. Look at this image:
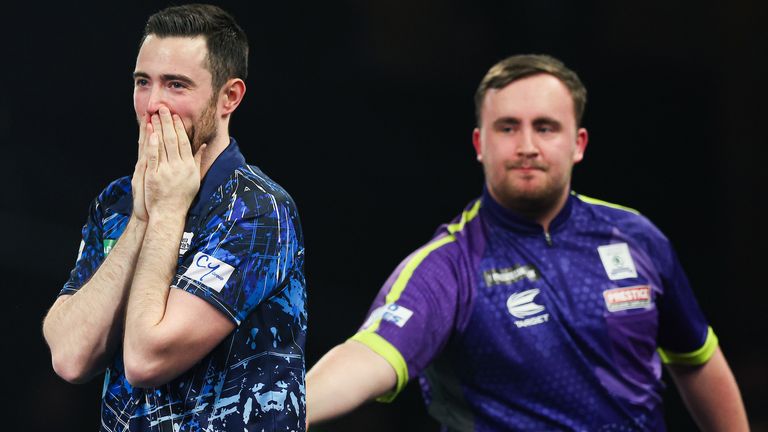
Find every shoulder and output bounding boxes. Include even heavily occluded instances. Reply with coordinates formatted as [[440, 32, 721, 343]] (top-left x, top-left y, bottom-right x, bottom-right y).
[[93, 176, 132, 212], [214, 165, 300, 220], [572, 192, 670, 248], [406, 198, 484, 273]]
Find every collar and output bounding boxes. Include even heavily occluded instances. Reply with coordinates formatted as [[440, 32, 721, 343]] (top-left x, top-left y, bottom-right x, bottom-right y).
[[480, 186, 575, 235], [189, 137, 246, 216]]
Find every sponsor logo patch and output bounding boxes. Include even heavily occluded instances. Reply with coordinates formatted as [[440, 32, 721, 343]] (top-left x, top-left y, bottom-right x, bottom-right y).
[[362, 303, 414, 329], [507, 288, 549, 328], [182, 252, 235, 293], [483, 265, 539, 287], [103, 239, 116, 256], [603, 285, 651, 312], [597, 243, 638, 280], [179, 232, 194, 256]]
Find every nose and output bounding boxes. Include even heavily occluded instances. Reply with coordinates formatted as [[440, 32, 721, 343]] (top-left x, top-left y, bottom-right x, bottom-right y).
[[517, 127, 538, 157], [144, 84, 168, 116]]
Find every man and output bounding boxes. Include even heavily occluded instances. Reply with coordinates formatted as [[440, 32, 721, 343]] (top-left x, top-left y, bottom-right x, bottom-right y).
[[306, 55, 748, 430], [42, 5, 306, 431]]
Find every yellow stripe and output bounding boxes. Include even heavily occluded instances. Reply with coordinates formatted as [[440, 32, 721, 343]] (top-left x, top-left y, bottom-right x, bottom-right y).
[[349, 332, 409, 403], [574, 193, 640, 215], [658, 326, 719, 365], [352, 199, 482, 401], [447, 199, 482, 234]]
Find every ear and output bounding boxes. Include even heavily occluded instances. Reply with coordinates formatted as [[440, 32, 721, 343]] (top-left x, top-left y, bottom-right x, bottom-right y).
[[573, 127, 588, 164], [219, 78, 246, 116], [472, 128, 483, 162]]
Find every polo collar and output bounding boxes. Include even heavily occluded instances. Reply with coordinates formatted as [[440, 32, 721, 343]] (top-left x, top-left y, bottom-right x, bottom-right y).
[[189, 137, 246, 216], [480, 186, 574, 235]]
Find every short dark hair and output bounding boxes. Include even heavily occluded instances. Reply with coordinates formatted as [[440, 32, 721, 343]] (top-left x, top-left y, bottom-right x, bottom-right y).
[[141, 4, 248, 92], [474, 54, 587, 126]]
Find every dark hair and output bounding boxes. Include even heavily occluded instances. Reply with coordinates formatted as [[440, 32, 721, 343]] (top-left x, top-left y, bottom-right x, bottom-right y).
[[141, 4, 248, 92], [474, 54, 587, 126]]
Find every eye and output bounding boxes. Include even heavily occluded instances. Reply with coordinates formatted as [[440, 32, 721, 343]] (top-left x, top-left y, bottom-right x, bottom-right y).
[[169, 81, 188, 89], [135, 78, 149, 87]]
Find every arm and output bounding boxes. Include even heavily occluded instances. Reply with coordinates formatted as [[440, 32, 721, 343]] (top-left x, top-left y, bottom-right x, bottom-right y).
[[123, 108, 234, 388], [42, 217, 146, 383], [666, 347, 749, 432], [307, 340, 397, 426], [42, 115, 152, 384]]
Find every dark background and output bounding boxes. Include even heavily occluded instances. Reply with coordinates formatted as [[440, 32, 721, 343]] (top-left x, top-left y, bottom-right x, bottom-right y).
[[2, 1, 766, 430]]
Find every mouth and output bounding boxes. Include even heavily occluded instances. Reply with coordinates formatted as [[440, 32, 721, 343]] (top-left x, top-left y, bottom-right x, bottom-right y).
[[508, 163, 546, 172]]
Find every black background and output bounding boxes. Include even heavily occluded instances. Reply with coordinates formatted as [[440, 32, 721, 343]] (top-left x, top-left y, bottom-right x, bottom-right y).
[[2, 1, 767, 430]]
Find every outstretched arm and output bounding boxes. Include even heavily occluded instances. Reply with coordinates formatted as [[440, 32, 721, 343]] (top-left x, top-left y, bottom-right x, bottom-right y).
[[43, 115, 152, 384], [666, 347, 749, 432], [306, 340, 397, 426]]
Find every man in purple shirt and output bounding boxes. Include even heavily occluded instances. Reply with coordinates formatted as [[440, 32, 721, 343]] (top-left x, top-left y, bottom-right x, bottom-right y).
[[306, 55, 748, 431]]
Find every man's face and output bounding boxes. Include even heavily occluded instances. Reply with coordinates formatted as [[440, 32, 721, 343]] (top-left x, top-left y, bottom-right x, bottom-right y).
[[473, 73, 588, 214], [133, 35, 219, 151]]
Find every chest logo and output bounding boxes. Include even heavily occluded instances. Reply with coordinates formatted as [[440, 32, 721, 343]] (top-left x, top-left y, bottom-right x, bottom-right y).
[[507, 289, 549, 328], [597, 242, 638, 280], [603, 285, 652, 312], [484, 265, 539, 287]]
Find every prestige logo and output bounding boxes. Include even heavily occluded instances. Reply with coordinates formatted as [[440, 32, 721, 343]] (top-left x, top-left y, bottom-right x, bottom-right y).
[[603, 285, 651, 312]]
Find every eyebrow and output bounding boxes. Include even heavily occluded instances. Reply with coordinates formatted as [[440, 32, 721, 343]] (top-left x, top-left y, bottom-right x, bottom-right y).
[[132, 71, 196, 87], [532, 117, 562, 128], [492, 117, 521, 127]]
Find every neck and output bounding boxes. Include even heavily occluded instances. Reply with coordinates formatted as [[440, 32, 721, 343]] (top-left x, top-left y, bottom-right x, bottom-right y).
[[488, 185, 570, 232], [199, 130, 231, 179]]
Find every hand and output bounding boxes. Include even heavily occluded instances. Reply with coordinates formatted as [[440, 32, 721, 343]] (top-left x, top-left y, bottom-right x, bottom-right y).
[[144, 107, 206, 220], [131, 114, 151, 222]]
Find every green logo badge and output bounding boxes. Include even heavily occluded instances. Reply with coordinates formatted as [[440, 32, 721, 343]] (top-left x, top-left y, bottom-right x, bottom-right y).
[[103, 239, 116, 256]]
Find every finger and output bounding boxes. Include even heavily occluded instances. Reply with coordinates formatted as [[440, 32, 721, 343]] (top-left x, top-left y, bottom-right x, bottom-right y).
[[140, 120, 153, 161], [159, 107, 180, 161], [151, 113, 168, 163], [147, 131, 160, 172], [173, 114, 193, 160], [137, 114, 147, 158]]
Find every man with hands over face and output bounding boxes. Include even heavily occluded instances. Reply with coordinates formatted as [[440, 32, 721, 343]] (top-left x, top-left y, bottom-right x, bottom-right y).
[[43, 5, 307, 431]]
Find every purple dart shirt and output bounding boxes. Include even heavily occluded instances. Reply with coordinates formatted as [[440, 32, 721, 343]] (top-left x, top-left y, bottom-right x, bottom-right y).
[[352, 189, 717, 431]]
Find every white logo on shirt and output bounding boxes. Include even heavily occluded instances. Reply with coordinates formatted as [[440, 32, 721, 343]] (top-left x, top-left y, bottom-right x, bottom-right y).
[[507, 289, 549, 328], [179, 232, 194, 256], [362, 303, 414, 329], [598, 243, 638, 280], [181, 252, 235, 293]]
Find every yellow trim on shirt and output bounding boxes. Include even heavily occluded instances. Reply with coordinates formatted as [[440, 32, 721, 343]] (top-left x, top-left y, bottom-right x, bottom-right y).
[[350, 332, 409, 402], [353, 199, 482, 401], [574, 193, 640, 214], [658, 326, 719, 365]]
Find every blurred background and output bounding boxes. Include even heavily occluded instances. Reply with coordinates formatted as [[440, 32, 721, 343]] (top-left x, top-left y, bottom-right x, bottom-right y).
[[2, 0, 766, 430]]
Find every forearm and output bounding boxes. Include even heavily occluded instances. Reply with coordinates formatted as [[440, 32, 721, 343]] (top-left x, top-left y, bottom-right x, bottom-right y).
[[123, 213, 185, 385], [667, 347, 749, 432], [43, 216, 147, 383], [307, 340, 397, 426]]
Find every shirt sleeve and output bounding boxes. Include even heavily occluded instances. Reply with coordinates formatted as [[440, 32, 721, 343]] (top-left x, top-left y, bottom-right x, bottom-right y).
[[172, 194, 302, 326], [351, 234, 468, 402], [60, 196, 105, 297], [655, 240, 718, 365]]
